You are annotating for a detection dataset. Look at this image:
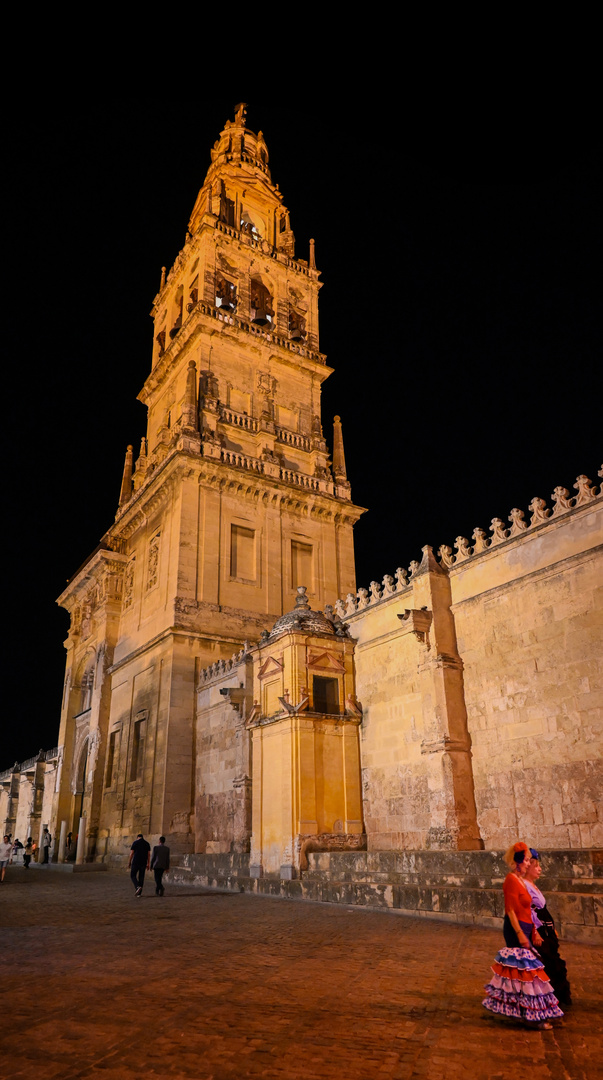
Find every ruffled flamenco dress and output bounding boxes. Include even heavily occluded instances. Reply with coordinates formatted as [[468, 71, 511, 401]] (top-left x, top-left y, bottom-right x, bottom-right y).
[[483, 946, 564, 1023]]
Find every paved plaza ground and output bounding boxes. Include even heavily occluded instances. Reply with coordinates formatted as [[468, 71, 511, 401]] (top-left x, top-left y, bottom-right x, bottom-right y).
[[1, 866, 601, 1080]]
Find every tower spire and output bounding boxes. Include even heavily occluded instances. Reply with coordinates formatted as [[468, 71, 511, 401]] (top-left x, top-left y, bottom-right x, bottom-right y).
[[332, 416, 347, 481], [118, 445, 134, 508]]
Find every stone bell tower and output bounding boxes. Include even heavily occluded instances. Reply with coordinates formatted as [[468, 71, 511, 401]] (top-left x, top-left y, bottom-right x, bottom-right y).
[[54, 104, 365, 863]]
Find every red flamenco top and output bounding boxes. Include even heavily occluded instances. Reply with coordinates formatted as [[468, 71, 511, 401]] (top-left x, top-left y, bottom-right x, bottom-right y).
[[503, 872, 533, 923]]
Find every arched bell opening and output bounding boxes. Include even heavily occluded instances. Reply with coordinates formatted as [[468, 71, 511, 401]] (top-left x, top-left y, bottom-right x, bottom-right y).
[[240, 208, 263, 240], [289, 307, 306, 342], [215, 274, 237, 312], [250, 278, 274, 326]]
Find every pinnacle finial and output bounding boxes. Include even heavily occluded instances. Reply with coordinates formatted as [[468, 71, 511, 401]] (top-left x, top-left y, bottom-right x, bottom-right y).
[[234, 103, 247, 126], [309, 238, 316, 269], [118, 445, 134, 509], [332, 416, 347, 481], [294, 585, 310, 610]]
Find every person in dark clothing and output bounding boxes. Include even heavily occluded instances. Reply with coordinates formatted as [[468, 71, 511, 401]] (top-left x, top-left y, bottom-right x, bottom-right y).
[[128, 833, 151, 896], [524, 849, 572, 1006], [151, 836, 170, 896]]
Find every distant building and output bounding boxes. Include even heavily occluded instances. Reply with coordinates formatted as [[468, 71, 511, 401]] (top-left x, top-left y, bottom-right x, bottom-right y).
[[2, 108, 601, 926]]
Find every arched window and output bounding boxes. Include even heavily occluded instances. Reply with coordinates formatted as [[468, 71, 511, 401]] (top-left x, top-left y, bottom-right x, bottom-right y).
[[215, 275, 237, 312], [250, 278, 274, 326]]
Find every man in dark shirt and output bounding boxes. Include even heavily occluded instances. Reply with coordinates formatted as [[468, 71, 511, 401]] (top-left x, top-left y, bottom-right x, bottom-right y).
[[128, 833, 151, 896], [150, 836, 170, 896]]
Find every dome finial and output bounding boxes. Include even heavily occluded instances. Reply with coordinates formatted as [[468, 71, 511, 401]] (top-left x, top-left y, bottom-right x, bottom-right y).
[[294, 585, 310, 609]]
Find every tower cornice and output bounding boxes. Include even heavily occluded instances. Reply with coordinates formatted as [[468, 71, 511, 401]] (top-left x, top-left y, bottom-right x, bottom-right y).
[[108, 446, 366, 544]]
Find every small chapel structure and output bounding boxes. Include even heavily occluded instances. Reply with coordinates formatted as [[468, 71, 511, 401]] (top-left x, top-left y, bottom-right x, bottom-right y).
[[1, 106, 601, 940]]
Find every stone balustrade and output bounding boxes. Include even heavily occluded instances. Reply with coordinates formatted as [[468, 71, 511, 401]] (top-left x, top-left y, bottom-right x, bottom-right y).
[[276, 427, 311, 451], [279, 468, 320, 491], [220, 449, 265, 473], [219, 406, 259, 432]]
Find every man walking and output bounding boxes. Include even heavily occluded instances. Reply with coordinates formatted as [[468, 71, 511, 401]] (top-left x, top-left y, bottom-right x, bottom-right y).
[[128, 833, 151, 897], [151, 836, 170, 896]]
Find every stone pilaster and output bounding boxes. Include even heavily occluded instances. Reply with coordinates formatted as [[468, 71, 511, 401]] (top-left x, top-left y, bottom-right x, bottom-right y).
[[403, 546, 483, 850]]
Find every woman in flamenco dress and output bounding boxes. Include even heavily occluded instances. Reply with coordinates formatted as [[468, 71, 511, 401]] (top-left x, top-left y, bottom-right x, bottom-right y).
[[483, 841, 563, 1030], [524, 848, 572, 1006]]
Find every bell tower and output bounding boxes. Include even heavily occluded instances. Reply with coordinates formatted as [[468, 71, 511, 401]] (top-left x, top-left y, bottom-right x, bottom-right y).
[[55, 105, 365, 862]]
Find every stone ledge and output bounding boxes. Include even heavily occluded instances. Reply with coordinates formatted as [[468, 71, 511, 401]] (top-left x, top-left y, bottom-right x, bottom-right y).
[[169, 849, 602, 944]]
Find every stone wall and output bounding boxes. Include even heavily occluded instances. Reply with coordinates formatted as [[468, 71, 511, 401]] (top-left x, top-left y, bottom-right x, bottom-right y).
[[339, 482, 602, 853]]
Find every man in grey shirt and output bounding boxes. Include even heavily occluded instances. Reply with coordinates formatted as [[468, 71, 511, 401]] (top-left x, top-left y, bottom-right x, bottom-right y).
[[150, 836, 170, 896]]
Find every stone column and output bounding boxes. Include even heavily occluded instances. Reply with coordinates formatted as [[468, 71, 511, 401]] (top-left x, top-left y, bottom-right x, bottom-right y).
[[57, 820, 67, 863], [75, 816, 86, 865]]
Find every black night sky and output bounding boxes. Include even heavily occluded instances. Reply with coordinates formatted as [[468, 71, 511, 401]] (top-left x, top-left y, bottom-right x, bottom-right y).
[[4, 93, 600, 767]]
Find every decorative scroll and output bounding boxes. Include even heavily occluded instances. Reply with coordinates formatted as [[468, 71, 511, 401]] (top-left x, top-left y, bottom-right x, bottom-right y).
[[454, 537, 472, 562], [395, 567, 409, 589], [472, 528, 490, 553], [490, 518, 509, 544], [574, 474, 596, 505], [438, 545, 455, 568], [508, 509, 528, 535], [528, 497, 550, 527], [551, 486, 573, 516], [369, 581, 382, 602]]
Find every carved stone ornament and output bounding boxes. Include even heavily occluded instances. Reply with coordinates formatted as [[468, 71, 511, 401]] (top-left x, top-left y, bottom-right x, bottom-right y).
[[454, 537, 472, 562], [490, 518, 509, 544], [345, 593, 357, 615], [357, 587, 369, 609], [573, 474, 596, 505], [408, 560, 420, 578], [369, 580, 382, 602], [551, 486, 574, 515], [335, 598, 346, 619], [508, 508, 528, 535], [397, 608, 433, 645], [257, 372, 277, 396], [528, 497, 551, 526], [471, 528, 490, 553], [146, 533, 160, 591], [395, 567, 409, 589], [382, 574, 395, 596], [438, 546, 455, 569], [123, 556, 135, 609]]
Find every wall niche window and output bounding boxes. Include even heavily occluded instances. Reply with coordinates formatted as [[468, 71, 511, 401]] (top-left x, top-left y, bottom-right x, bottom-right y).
[[130, 713, 147, 783], [105, 730, 117, 788], [313, 676, 340, 715], [230, 524, 256, 582], [291, 540, 313, 591]]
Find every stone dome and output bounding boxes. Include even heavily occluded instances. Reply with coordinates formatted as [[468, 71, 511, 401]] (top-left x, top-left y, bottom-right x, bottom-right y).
[[267, 586, 337, 640]]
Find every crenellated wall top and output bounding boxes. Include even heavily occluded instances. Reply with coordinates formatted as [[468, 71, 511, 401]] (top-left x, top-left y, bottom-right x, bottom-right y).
[[334, 469, 602, 619]]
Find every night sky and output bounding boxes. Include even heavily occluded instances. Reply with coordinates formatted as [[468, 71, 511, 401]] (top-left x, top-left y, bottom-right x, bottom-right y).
[[4, 94, 600, 767]]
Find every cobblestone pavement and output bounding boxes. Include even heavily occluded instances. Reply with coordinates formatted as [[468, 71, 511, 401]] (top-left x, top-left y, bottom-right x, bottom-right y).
[[1, 867, 601, 1080]]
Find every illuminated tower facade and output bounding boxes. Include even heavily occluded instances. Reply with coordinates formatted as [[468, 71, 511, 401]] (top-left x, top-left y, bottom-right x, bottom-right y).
[[54, 105, 364, 860]]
